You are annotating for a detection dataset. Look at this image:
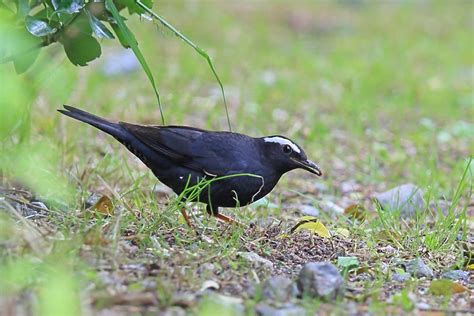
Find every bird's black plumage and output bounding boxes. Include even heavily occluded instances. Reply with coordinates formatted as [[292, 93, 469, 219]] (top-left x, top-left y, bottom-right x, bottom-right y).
[[58, 105, 322, 219]]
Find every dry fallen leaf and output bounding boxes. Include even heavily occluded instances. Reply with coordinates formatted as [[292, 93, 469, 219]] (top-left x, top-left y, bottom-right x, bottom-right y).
[[92, 195, 114, 215], [344, 204, 367, 220], [429, 279, 469, 296], [291, 216, 331, 238], [333, 227, 350, 238]]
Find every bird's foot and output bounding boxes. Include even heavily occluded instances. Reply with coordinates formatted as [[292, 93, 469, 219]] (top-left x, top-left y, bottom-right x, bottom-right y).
[[180, 207, 194, 229], [180, 208, 248, 230], [213, 213, 248, 228]]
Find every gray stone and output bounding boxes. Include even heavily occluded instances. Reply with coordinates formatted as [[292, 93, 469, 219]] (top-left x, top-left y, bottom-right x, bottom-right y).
[[375, 183, 425, 216], [312, 182, 328, 193], [405, 258, 434, 279], [429, 200, 451, 215], [392, 272, 411, 282], [237, 252, 273, 270], [319, 200, 344, 215], [297, 262, 344, 299], [85, 193, 102, 209], [416, 302, 430, 310], [340, 180, 359, 194], [262, 276, 296, 302], [255, 303, 306, 316], [197, 263, 216, 275], [298, 204, 320, 217], [441, 270, 469, 281]]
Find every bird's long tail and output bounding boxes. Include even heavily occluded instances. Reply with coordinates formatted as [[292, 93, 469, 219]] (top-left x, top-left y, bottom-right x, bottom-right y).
[[58, 105, 159, 167], [58, 105, 124, 137]]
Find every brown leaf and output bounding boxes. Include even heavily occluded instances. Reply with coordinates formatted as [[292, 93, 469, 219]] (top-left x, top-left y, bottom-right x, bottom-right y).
[[92, 195, 114, 215], [344, 204, 367, 220]]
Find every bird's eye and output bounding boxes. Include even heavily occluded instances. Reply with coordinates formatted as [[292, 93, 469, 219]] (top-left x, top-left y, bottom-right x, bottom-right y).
[[282, 144, 292, 154]]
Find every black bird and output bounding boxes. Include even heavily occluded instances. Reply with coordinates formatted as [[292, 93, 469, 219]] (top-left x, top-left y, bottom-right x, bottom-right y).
[[58, 105, 322, 225]]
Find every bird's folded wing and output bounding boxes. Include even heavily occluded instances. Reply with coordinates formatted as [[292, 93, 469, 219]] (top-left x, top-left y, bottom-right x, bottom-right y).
[[119, 123, 226, 175]]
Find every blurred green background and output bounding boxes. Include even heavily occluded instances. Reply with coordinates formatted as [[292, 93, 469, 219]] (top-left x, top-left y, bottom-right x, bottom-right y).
[[0, 1, 473, 314], [2, 1, 472, 194]]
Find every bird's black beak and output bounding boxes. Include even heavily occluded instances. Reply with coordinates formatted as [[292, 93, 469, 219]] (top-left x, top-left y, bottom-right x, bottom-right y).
[[292, 158, 323, 176]]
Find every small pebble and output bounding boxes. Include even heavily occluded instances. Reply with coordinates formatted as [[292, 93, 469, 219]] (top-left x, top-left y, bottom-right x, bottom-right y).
[[405, 258, 434, 279], [441, 270, 469, 281]]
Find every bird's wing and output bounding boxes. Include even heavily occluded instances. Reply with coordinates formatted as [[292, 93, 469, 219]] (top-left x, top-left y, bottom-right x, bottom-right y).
[[120, 123, 201, 161], [119, 123, 251, 176]]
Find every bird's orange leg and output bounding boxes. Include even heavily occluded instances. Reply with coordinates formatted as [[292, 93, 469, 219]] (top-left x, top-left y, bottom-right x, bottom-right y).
[[180, 207, 194, 228], [213, 213, 247, 228]]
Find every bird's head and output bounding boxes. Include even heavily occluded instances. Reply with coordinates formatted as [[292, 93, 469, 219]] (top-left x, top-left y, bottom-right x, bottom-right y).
[[261, 136, 322, 176]]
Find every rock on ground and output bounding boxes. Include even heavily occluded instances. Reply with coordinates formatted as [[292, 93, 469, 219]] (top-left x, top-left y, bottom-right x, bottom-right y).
[[262, 275, 296, 302], [441, 270, 469, 281], [405, 258, 434, 279], [392, 272, 411, 282], [375, 183, 425, 217], [296, 262, 344, 299], [237, 251, 274, 271]]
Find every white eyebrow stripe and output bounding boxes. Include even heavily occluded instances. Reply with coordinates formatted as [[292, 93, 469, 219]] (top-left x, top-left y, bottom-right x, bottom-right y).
[[263, 136, 301, 153]]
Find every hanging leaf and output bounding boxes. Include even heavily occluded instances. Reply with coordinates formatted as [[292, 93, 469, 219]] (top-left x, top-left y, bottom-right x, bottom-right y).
[[467, 264, 474, 270], [118, 0, 153, 15], [13, 45, 40, 74], [9, 27, 43, 74], [291, 216, 331, 238], [61, 33, 101, 66], [105, 0, 164, 124], [25, 16, 57, 37], [87, 11, 114, 39], [17, 0, 30, 17], [133, 0, 231, 130], [51, 0, 85, 14], [110, 22, 133, 48], [429, 279, 469, 296]]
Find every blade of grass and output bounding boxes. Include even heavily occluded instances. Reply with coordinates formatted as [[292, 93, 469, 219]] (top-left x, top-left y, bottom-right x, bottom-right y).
[[135, 0, 232, 131], [105, 0, 165, 125]]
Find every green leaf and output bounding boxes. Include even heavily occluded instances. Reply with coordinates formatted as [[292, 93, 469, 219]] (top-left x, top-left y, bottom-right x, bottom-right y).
[[392, 289, 414, 312], [290, 216, 331, 238], [87, 11, 114, 39], [16, 0, 30, 17], [110, 22, 133, 48], [0, 9, 41, 73], [61, 33, 101, 66], [52, 0, 85, 14], [13, 45, 41, 74], [118, 0, 153, 15], [337, 256, 359, 270], [105, 0, 164, 124], [429, 279, 468, 296], [25, 16, 57, 37]]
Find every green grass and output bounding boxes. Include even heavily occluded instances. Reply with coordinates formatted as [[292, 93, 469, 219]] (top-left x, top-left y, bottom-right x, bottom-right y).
[[1, 1, 473, 314]]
